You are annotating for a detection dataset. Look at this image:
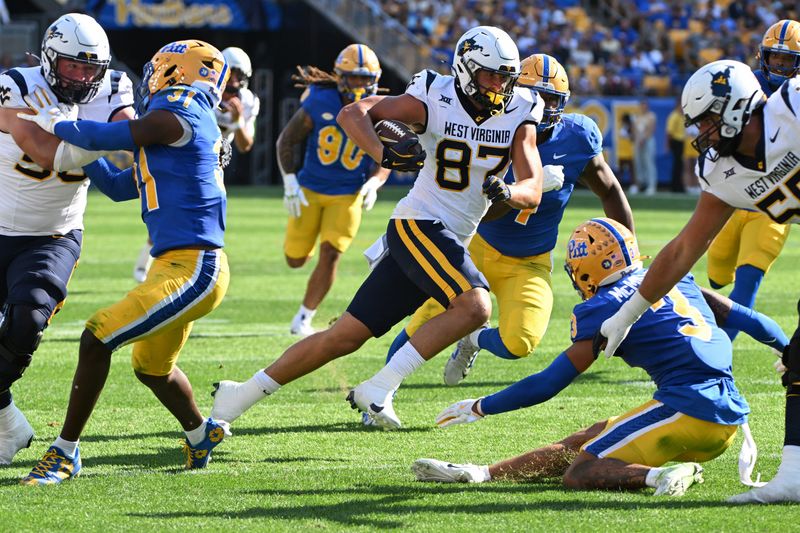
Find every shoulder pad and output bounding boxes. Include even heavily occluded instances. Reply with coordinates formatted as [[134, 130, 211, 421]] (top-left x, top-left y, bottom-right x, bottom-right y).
[[405, 69, 440, 100], [0, 70, 29, 108]]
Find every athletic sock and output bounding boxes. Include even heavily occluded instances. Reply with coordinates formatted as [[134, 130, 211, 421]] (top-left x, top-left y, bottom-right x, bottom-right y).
[[184, 419, 208, 446], [371, 341, 425, 391], [53, 436, 78, 458], [479, 465, 491, 482], [645, 467, 664, 488], [297, 304, 316, 324]]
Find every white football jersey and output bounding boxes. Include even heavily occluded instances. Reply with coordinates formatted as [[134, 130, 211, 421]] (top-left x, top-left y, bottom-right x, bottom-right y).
[[215, 87, 260, 143], [392, 70, 543, 241], [697, 78, 800, 225], [0, 67, 133, 236]]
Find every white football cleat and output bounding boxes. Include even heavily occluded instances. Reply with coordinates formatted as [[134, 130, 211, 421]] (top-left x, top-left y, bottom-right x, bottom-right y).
[[653, 462, 704, 496], [728, 446, 800, 504], [443, 325, 486, 386], [346, 381, 401, 430], [411, 458, 488, 483], [290, 316, 315, 337], [0, 404, 35, 465], [210, 380, 249, 424]]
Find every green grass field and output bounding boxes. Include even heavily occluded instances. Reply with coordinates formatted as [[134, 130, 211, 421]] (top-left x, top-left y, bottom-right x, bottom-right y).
[[2, 187, 797, 531]]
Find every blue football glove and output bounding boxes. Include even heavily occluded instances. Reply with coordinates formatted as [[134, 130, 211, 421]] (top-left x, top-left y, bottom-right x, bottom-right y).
[[482, 175, 510, 203]]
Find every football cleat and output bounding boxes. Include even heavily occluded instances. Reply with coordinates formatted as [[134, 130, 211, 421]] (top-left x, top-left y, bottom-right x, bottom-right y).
[[346, 381, 401, 430], [182, 418, 228, 469], [653, 462, 704, 496], [443, 325, 487, 386], [411, 458, 487, 483], [20, 445, 81, 485], [289, 319, 315, 337], [0, 404, 35, 465], [210, 380, 249, 424]]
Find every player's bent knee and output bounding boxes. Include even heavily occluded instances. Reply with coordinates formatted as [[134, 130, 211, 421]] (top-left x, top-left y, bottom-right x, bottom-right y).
[[0, 304, 45, 389], [502, 334, 541, 358], [452, 289, 491, 327], [285, 255, 309, 268]]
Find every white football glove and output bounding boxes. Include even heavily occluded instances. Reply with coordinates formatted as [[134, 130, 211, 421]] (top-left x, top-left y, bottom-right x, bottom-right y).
[[435, 399, 483, 428], [542, 164, 565, 192], [17, 87, 73, 134], [359, 175, 382, 211], [282, 173, 308, 218], [773, 348, 788, 374], [596, 291, 652, 358]]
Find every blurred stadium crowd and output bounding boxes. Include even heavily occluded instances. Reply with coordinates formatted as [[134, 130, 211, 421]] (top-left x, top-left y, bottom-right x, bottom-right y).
[[373, 0, 799, 95]]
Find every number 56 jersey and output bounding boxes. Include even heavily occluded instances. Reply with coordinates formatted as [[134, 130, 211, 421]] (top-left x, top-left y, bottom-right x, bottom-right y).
[[392, 70, 543, 242], [0, 66, 133, 236]]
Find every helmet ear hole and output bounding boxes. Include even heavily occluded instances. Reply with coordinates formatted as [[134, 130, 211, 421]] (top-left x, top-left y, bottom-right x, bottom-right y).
[[164, 65, 177, 77]]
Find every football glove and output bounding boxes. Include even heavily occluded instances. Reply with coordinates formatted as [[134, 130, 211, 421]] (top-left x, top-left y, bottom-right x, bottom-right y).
[[435, 399, 483, 428], [542, 164, 565, 192], [482, 175, 511, 203], [17, 87, 74, 134], [282, 173, 308, 218], [380, 139, 426, 172], [359, 176, 382, 211]]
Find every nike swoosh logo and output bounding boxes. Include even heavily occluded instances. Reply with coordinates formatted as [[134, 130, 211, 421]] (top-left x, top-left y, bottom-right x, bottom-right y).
[[769, 128, 780, 143], [552, 153, 566, 160], [506, 106, 518, 113]]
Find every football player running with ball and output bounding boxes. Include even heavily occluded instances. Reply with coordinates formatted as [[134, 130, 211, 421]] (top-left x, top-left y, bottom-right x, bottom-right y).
[[597, 59, 800, 504], [18, 40, 232, 484], [705, 20, 799, 339], [211, 26, 551, 430], [0, 13, 134, 465], [378, 54, 632, 396], [277, 44, 391, 337], [414, 218, 788, 497]]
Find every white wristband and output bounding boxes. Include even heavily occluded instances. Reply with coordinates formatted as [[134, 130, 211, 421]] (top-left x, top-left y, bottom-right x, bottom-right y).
[[620, 290, 653, 321]]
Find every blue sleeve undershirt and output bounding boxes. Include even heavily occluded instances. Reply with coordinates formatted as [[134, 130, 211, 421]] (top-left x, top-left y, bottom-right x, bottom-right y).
[[54, 120, 136, 152], [83, 157, 139, 202], [480, 352, 580, 415]]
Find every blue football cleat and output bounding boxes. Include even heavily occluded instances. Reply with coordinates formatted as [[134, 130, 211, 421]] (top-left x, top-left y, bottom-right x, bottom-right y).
[[20, 445, 81, 485], [182, 418, 227, 469]]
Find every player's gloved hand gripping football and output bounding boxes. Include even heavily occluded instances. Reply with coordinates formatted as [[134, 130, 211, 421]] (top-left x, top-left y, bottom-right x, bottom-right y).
[[380, 137, 426, 172], [17, 86, 77, 134], [435, 399, 484, 428]]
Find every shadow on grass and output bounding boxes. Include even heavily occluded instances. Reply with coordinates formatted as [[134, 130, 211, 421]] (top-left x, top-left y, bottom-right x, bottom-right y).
[[127, 482, 738, 528]]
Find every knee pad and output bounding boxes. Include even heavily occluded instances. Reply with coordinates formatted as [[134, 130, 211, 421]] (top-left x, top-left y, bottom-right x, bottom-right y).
[[0, 304, 46, 390]]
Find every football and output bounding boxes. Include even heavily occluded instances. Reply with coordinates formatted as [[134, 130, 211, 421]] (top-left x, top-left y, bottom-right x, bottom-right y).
[[374, 119, 421, 154]]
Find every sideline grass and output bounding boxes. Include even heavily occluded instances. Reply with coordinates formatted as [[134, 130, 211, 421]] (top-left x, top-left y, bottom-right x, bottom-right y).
[[1, 187, 796, 531]]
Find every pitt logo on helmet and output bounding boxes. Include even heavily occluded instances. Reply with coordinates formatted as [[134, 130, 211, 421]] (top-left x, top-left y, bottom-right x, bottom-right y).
[[334, 44, 381, 102], [564, 218, 641, 300], [137, 39, 229, 113]]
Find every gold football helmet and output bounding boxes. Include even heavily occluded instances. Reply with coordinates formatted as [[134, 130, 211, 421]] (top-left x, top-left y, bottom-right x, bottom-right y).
[[334, 44, 381, 102], [758, 19, 800, 90], [137, 40, 229, 113], [519, 54, 570, 132], [565, 218, 641, 300]]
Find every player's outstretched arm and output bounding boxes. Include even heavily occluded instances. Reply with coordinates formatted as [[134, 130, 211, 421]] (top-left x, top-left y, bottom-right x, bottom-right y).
[[1, 106, 62, 170], [700, 287, 789, 353], [580, 153, 634, 233], [505, 123, 543, 210], [595, 191, 735, 357], [436, 341, 593, 427], [83, 157, 138, 202]]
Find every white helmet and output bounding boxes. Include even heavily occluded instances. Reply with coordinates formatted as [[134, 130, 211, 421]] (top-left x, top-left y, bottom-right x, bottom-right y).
[[222, 47, 252, 88], [452, 26, 520, 111], [41, 13, 110, 104], [681, 59, 765, 160]]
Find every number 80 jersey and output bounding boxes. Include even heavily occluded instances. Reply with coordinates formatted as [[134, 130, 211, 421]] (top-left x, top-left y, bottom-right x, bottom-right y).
[[392, 70, 543, 242]]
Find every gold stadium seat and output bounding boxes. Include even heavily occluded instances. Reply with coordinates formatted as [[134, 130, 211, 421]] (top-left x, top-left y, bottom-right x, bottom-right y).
[[689, 19, 705, 34], [643, 74, 671, 96], [669, 29, 689, 59], [584, 64, 605, 91], [699, 47, 724, 64]]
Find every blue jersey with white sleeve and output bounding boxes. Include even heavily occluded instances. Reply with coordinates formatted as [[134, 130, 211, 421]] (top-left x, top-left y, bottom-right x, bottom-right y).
[[477, 113, 603, 257], [136, 86, 227, 256], [297, 85, 373, 195], [570, 268, 749, 425]]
